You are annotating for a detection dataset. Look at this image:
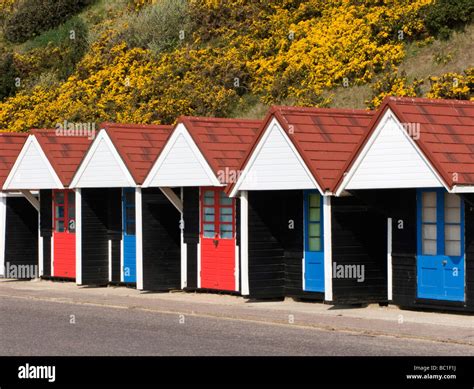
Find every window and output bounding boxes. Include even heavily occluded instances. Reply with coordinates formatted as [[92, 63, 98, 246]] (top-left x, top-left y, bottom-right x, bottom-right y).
[[418, 190, 463, 257], [421, 191, 437, 255], [53, 190, 75, 233], [444, 193, 461, 256], [307, 192, 322, 252], [201, 188, 235, 239]]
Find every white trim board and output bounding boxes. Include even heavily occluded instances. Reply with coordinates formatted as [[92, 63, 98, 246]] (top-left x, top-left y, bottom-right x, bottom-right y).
[[0, 194, 6, 277], [323, 196, 333, 302], [108, 239, 112, 283], [75, 189, 82, 285], [143, 123, 221, 188], [70, 129, 136, 188], [387, 217, 393, 301], [230, 118, 321, 197], [239, 190, 249, 295], [180, 187, 187, 289], [336, 110, 447, 195], [4, 135, 63, 190], [135, 187, 143, 290], [160, 187, 183, 212]]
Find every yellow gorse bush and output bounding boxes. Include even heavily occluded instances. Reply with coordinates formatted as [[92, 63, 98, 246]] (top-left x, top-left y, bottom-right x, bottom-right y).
[[0, 0, 438, 131], [427, 67, 473, 100]]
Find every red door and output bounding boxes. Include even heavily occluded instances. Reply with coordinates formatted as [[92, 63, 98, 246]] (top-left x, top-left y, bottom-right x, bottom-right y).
[[53, 190, 76, 279], [200, 188, 236, 291]]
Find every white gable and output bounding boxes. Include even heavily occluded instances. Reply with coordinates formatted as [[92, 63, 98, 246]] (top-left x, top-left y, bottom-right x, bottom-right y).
[[343, 110, 444, 191], [143, 123, 220, 188], [3, 135, 63, 190], [70, 130, 135, 188], [234, 119, 319, 193]]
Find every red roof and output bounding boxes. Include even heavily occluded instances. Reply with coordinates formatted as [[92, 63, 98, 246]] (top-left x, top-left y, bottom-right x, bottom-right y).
[[337, 96, 474, 190], [0, 133, 28, 188], [101, 123, 173, 185], [230, 106, 373, 193], [179, 117, 262, 177], [32, 129, 94, 187]]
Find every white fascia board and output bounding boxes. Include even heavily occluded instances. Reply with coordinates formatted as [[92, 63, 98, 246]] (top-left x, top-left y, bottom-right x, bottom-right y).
[[451, 186, 474, 193], [229, 117, 322, 197], [70, 129, 136, 188], [335, 109, 449, 196], [143, 123, 221, 188], [3, 135, 64, 190]]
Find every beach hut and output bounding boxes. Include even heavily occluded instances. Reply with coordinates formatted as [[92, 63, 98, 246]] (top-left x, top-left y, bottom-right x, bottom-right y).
[[3, 129, 92, 280], [336, 96, 474, 312], [70, 123, 179, 290], [229, 106, 385, 303], [0, 133, 39, 279], [143, 117, 262, 293]]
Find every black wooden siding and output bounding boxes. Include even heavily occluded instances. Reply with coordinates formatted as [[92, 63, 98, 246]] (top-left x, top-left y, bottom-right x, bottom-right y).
[[81, 189, 110, 285], [247, 191, 316, 299], [4, 197, 38, 276], [350, 189, 474, 312], [248, 190, 285, 298], [183, 187, 199, 289], [281, 191, 317, 299], [331, 195, 388, 304], [39, 190, 52, 277], [142, 188, 181, 290]]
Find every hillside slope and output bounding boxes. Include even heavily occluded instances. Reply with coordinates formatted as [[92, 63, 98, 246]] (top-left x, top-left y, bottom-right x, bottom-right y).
[[0, 0, 472, 131]]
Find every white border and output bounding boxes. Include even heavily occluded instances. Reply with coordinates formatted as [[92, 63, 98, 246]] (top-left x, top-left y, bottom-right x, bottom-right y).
[[336, 110, 448, 196], [108, 239, 112, 282], [75, 188, 82, 285], [230, 118, 322, 197], [180, 187, 187, 289], [4, 135, 63, 190], [143, 123, 221, 188], [51, 234, 54, 277], [240, 190, 249, 295], [197, 242, 201, 289], [387, 217, 393, 301], [136, 187, 143, 290], [0, 193, 6, 277], [70, 129, 136, 188], [323, 196, 333, 301], [120, 234, 124, 282], [302, 193, 306, 291]]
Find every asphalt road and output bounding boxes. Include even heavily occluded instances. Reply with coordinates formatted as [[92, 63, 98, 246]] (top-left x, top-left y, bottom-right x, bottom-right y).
[[0, 296, 472, 356]]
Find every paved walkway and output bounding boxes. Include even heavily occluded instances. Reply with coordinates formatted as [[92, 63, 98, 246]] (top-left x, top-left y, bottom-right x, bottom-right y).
[[0, 279, 472, 347]]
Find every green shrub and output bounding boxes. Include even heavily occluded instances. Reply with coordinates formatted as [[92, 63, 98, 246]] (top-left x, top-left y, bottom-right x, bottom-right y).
[[28, 17, 89, 80], [10, 17, 89, 91], [4, 0, 95, 43], [424, 0, 474, 40], [0, 51, 17, 100], [122, 0, 191, 54]]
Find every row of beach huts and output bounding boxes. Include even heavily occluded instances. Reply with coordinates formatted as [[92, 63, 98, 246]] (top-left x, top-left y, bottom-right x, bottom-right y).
[[0, 96, 473, 313]]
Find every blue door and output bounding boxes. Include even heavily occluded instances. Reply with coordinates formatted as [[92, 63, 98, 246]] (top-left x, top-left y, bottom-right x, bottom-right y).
[[123, 188, 136, 283], [417, 189, 465, 301], [304, 191, 324, 292]]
